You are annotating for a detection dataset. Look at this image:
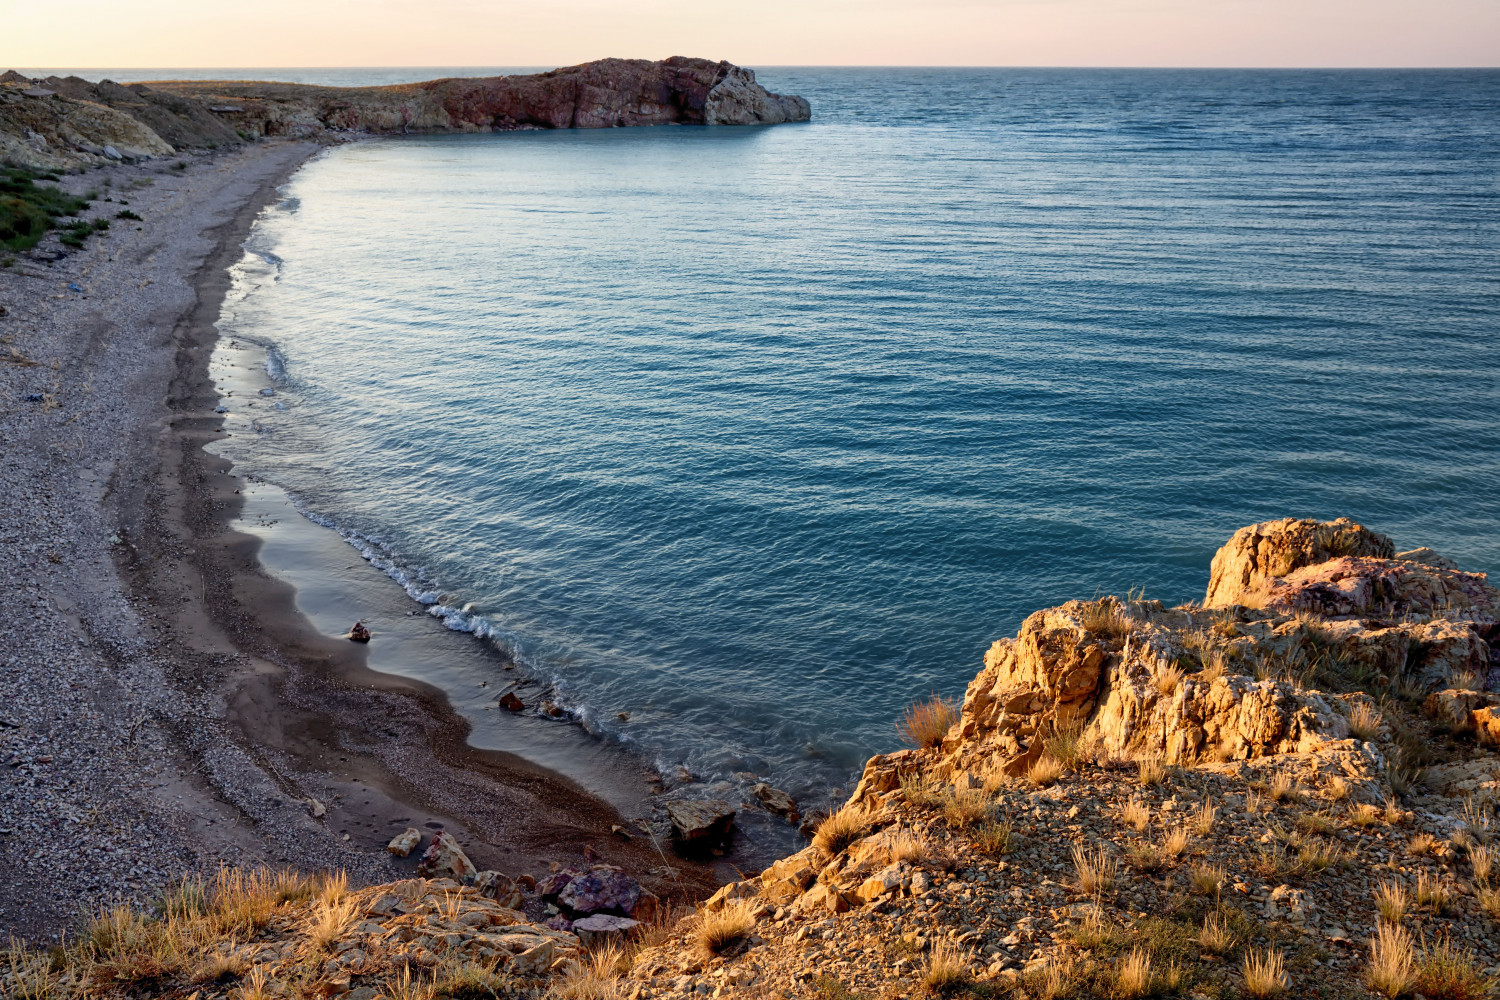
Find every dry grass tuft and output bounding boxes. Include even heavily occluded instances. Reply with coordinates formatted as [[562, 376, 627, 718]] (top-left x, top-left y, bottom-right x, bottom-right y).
[[1375, 880, 1409, 925], [1199, 649, 1231, 684], [1154, 663, 1185, 697], [1367, 923, 1417, 999], [1296, 837, 1345, 873], [1072, 844, 1117, 895], [695, 900, 755, 958], [1477, 885, 1500, 921], [305, 896, 358, 953], [1414, 871, 1453, 914], [889, 829, 928, 864], [1079, 597, 1136, 638], [1136, 756, 1167, 787], [1027, 754, 1065, 788], [1198, 913, 1237, 955], [1191, 800, 1218, 836], [1189, 863, 1225, 896], [1414, 937, 1496, 1000], [1043, 724, 1087, 771], [813, 803, 876, 856], [1296, 811, 1337, 837], [1468, 844, 1493, 886], [1161, 826, 1189, 859], [1325, 775, 1351, 801], [234, 965, 275, 1000], [900, 773, 948, 809], [1068, 907, 1123, 951], [1348, 701, 1384, 741], [551, 945, 624, 1000], [1350, 802, 1382, 827], [1126, 840, 1165, 873], [1407, 832, 1438, 857], [193, 950, 249, 984], [923, 940, 969, 993], [1242, 948, 1289, 998], [1115, 947, 1153, 999], [1119, 799, 1151, 834], [386, 964, 436, 1000], [899, 696, 959, 749], [1268, 772, 1299, 803], [942, 786, 992, 829]]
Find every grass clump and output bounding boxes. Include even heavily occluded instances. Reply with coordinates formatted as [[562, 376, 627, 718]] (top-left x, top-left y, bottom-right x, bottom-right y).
[[1242, 948, 1289, 998], [1375, 880, 1409, 925], [813, 803, 876, 856], [898, 696, 958, 748], [695, 900, 755, 958], [923, 940, 969, 994], [1136, 756, 1167, 787], [1071, 844, 1117, 895], [116, 208, 143, 221], [972, 817, 1016, 855], [1367, 923, 1417, 999], [1414, 871, 1453, 914], [1026, 754, 1064, 788], [1189, 863, 1225, 896], [1114, 947, 1152, 999], [0, 167, 89, 251], [942, 786, 991, 829], [1119, 799, 1151, 833], [1198, 913, 1237, 955], [1348, 701, 1383, 741], [1414, 937, 1496, 1000], [900, 772, 948, 809]]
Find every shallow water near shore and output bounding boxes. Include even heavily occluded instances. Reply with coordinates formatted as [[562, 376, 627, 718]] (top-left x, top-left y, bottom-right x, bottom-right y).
[[211, 68, 1500, 809]]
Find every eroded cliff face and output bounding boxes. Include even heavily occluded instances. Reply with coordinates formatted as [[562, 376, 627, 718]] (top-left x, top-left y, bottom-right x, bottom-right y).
[[0, 58, 811, 171]]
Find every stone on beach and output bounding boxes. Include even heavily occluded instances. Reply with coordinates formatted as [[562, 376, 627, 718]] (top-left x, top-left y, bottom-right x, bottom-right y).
[[666, 799, 736, 852], [473, 869, 524, 909], [498, 691, 524, 712], [752, 781, 799, 819], [557, 867, 641, 915], [571, 913, 640, 945], [386, 827, 422, 856], [415, 829, 476, 881]]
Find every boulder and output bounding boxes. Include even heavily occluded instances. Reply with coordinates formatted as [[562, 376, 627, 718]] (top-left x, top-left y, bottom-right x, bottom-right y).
[[1257, 557, 1499, 619], [511, 939, 557, 976], [415, 830, 477, 882], [571, 914, 640, 946], [1205, 518, 1394, 609], [537, 868, 582, 899], [1423, 690, 1496, 734], [474, 870, 524, 909], [666, 799, 736, 852], [386, 828, 422, 857], [557, 868, 641, 916], [1476, 707, 1500, 746]]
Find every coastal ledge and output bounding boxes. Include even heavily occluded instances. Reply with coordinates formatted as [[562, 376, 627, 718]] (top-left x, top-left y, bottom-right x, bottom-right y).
[[0, 57, 811, 170]]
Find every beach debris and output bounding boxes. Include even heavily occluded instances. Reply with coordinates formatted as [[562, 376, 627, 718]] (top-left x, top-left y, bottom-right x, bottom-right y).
[[752, 781, 799, 821], [386, 827, 422, 857], [572, 913, 639, 945], [498, 691, 524, 712], [610, 823, 632, 839], [473, 869, 524, 908], [306, 797, 326, 819], [213, 403, 228, 413], [348, 621, 371, 642], [541, 700, 566, 717], [415, 829, 476, 881], [666, 799, 736, 853], [558, 867, 641, 916], [258, 386, 276, 396]]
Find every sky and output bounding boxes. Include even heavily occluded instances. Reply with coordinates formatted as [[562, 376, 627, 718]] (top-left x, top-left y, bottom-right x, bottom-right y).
[[1, 0, 1496, 69]]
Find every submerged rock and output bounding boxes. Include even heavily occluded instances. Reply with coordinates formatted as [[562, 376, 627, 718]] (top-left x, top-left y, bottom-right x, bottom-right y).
[[666, 799, 736, 852]]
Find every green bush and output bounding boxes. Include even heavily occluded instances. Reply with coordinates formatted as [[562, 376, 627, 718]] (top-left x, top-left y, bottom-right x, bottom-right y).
[[0, 167, 90, 250]]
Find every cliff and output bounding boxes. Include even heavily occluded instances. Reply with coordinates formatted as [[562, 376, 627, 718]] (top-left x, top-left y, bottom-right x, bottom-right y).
[[4, 519, 1496, 998], [0, 58, 811, 170]]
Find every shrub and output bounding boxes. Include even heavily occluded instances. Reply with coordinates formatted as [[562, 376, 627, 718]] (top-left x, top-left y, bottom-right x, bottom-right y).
[[695, 900, 755, 958], [1242, 948, 1289, 998], [116, 208, 143, 221], [813, 803, 875, 856], [1367, 923, 1417, 999], [898, 696, 958, 748], [1027, 754, 1064, 788], [1415, 937, 1495, 1000]]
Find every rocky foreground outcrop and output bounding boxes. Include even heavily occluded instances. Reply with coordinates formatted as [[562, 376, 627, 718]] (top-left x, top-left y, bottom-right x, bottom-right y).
[[0, 58, 810, 170], [4, 518, 1497, 999]]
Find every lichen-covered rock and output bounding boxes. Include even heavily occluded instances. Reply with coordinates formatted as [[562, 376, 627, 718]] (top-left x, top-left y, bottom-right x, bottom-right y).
[[1204, 517, 1394, 608], [1259, 556, 1498, 618], [557, 867, 641, 916]]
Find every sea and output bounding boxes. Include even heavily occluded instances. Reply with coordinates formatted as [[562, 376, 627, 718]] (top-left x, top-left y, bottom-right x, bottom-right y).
[[57, 67, 1500, 813]]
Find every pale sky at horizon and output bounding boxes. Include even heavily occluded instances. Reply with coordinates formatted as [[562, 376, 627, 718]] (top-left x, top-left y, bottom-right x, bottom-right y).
[[1, 0, 1496, 70]]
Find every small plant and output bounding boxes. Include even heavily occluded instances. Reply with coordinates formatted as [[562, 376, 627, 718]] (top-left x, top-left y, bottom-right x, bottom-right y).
[[1350, 802, 1381, 827], [1119, 799, 1151, 833], [1068, 907, 1123, 951], [1154, 663, 1184, 697], [1296, 837, 1344, 873], [1384, 796, 1405, 825], [1242, 948, 1289, 998], [1414, 871, 1453, 914], [942, 786, 991, 829], [899, 772, 947, 809], [898, 696, 958, 748], [193, 950, 250, 983], [1414, 936, 1496, 1000], [305, 896, 357, 952], [1295, 812, 1336, 836], [1199, 649, 1230, 683], [234, 965, 274, 1000], [1072, 844, 1117, 895], [1367, 923, 1417, 999], [1115, 947, 1153, 999], [1043, 723, 1087, 771], [1161, 826, 1189, 859], [1408, 832, 1438, 857], [1079, 597, 1136, 638], [1027, 754, 1064, 788], [172, 161, 188, 171], [1191, 800, 1218, 836], [1477, 885, 1500, 921], [923, 940, 969, 993], [813, 803, 876, 856], [972, 818, 1015, 855], [1127, 840, 1165, 873], [696, 900, 755, 957], [1347, 700, 1383, 741], [1190, 863, 1225, 896], [116, 209, 142, 221], [1199, 913, 1237, 955], [1375, 880, 1409, 925], [434, 957, 512, 999]]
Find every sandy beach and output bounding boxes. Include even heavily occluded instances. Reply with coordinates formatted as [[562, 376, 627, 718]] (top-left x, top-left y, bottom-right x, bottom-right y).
[[0, 140, 716, 942]]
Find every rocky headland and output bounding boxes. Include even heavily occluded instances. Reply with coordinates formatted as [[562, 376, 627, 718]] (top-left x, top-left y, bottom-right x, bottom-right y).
[[3, 516, 1497, 999], [0, 58, 811, 171]]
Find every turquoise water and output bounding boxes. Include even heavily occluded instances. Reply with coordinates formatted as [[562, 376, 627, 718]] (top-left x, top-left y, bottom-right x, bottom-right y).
[[217, 69, 1500, 805]]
